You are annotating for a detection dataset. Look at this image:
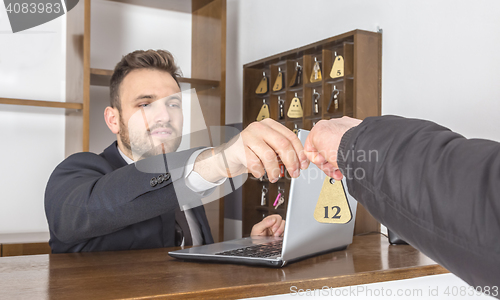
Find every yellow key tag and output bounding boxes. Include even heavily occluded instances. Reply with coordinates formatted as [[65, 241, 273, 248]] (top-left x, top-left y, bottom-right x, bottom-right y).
[[310, 60, 322, 83], [330, 55, 344, 79], [287, 97, 303, 118], [255, 76, 268, 95], [314, 177, 352, 224], [256, 103, 270, 121], [273, 72, 284, 92]]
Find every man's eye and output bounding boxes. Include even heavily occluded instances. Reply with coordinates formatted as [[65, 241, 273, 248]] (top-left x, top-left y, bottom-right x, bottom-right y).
[[169, 103, 180, 108], [139, 103, 150, 108]]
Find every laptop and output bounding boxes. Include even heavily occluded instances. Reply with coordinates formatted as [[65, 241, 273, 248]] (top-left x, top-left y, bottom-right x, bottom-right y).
[[168, 129, 358, 267]]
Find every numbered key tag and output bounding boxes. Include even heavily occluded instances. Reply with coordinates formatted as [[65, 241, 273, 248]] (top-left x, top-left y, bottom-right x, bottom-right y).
[[273, 69, 284, 92], [310, 58, 322, 83], [314, 177, 352, 224], [287, 96, 303, 118], [330, 55, 344, 79], [256, 102, 270, 121], [255, 73, 269, 95]]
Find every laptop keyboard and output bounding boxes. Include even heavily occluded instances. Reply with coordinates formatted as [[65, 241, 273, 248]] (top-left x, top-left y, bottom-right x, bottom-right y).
[[215, 240, 283, 258]]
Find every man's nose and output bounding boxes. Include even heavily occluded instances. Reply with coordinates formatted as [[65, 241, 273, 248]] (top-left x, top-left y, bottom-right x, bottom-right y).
[[152, 101, 170, 124]]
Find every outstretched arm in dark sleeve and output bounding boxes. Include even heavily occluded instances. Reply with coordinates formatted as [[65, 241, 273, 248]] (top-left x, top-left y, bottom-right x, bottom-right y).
[[305, 115, 500, 291], [44, 148, 201, 245]]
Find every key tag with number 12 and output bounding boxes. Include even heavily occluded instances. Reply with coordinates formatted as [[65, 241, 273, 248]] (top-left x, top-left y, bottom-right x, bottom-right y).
[[314, 177, 352, 224]]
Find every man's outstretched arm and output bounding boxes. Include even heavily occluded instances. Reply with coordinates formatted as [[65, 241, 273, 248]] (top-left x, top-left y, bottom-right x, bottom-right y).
[[305, 116, 500, 292]]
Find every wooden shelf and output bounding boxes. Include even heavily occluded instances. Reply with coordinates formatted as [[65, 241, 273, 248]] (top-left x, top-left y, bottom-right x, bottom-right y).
[[90, 68, 220, 88], [106, 0, 193, 13], [0, 97, 83, 110]]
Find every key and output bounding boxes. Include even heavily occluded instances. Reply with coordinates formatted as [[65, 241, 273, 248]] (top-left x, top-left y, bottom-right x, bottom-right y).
[[274, 195, 285, 209], [278, 97, 285, 119], [261, 186, 268, 206], [327, 87, 340, 112], [274, 188, 285, 209], [313, 89, 320, 114]]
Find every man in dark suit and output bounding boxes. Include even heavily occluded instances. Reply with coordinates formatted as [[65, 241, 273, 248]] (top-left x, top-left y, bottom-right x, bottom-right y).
[[45, 49, 308, 253]]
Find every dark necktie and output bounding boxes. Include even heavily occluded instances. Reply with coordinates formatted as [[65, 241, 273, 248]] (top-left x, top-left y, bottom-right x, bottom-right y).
[[175, 207, 193, 246]]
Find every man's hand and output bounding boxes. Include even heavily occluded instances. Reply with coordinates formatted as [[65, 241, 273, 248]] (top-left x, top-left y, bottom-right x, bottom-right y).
[[304, 116, 362, 180], [194, 118, 309, 183], [250, 214, 285, 237]]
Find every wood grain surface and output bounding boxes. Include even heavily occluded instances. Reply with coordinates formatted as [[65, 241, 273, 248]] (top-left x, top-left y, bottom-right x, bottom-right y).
[[0, 234, 448, 299]]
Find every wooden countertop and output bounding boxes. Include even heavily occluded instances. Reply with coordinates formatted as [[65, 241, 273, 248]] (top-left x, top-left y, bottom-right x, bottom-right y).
[[0, 234, 448, 299]]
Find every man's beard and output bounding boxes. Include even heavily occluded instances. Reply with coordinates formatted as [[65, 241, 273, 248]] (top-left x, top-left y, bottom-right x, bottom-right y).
[[119, 115, 182, 160]]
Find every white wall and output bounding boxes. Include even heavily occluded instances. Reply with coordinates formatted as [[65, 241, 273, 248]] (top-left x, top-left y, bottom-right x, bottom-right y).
[[89, 0, 193, 153], [226, 0, 500, 142], [0, 7, 66, 233]]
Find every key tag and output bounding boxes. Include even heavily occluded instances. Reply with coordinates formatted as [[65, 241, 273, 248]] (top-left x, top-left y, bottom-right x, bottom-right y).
[[278, 96, 285, 120], [314, 177, 352, 224], [273, 67, 285, 92], [313, 89, 320, 114], [256, 99, 270, 121], [287, 93, 303, 118], [292, 123, 299, 135], [289, 62, 302, 87], [261, 185, 268, 206], [278, 156, 285, 178], [310, 57, 322, 83], [330, 52, 344, 79], [255, 72, 269, 95]]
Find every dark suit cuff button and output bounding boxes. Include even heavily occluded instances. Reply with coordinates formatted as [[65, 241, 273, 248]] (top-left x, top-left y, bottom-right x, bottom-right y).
[[157, 174, 164, 184], [164, 173, 171, 181], [150, 177, 158, 187]]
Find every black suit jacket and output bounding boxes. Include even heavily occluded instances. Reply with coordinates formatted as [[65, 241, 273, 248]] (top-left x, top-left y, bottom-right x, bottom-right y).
[[45, 141, 214, 253], [338, 116, 500, 291]]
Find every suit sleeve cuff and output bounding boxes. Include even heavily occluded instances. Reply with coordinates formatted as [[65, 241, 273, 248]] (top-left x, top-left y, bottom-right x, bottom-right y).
[[184, 148, 227, 193]]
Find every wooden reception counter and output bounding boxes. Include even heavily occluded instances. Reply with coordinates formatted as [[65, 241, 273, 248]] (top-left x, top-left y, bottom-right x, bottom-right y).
[[0, 234, 448, 299]]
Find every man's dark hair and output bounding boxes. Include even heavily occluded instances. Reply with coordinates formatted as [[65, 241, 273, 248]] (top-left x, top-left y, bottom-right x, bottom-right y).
[[109, 49, 182, 111]]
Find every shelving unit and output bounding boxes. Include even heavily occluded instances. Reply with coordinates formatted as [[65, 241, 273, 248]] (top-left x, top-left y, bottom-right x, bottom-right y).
[[242, 29, 382, 236], [64, 0, 227, 157]]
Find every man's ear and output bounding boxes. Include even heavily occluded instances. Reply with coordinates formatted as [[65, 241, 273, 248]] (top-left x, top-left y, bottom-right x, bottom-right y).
[[104, 106, 120, 134]]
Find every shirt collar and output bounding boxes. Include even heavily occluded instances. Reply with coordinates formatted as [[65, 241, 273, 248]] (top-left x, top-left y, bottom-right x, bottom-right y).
[[117, 145, 135, 165]]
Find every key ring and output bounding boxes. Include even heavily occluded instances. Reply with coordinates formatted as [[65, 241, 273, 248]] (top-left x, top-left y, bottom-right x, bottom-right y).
[[332, 87, 340, 98], [313, 89, 320, 100]]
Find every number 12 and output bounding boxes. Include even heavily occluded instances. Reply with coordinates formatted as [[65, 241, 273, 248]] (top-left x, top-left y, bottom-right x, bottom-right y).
[[324, 206, 341, 219]]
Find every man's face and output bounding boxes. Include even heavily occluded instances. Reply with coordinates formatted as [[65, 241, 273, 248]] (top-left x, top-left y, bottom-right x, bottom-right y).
[[117, 68, 183, 159]]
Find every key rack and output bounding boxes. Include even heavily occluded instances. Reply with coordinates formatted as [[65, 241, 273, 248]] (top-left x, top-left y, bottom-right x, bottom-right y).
[[242, 29, 382, 236]]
